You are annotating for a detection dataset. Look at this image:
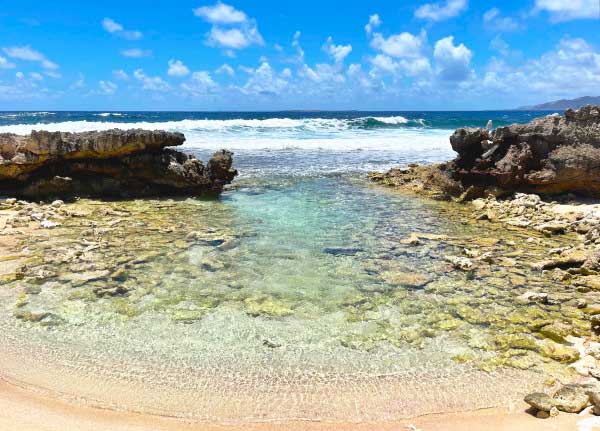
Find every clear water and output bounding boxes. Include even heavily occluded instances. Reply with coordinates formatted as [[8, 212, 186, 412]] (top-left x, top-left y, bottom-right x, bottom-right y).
[[0, 110, 583, 422]]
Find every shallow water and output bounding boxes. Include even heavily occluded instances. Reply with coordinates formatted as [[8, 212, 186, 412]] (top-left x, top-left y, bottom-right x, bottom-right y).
[[0, 171, 587, 421], [0, 109, 588, 421]]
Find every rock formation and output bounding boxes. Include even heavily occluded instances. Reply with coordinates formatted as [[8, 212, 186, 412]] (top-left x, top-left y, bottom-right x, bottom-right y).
[[371, 105, 600, 199], [0, 129, 237, 199]]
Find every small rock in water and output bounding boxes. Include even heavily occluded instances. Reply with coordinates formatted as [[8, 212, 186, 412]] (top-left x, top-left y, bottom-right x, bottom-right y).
[[524, 392, 555, 412], [51, 200, 64, 208], [517, 290, 549, 304], [553, 384, 590, 413], [40, 219, 59, 229], [323, 247, 364, 256], [444, 255, 473, 270]]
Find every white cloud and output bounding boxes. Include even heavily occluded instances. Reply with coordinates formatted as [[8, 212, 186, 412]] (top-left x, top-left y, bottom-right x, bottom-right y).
[[29, 72, 43, 81], [365, 14, 381, 34], [121, 48, 152, 58], [113, 69, 129, 80], [207, 27, 263, 49], [2, 46, 58, 70], [370, 31, 425, 59], [99, 80, 117, 95], [483, 8, 520, 31], [534, 0, 599, 21], [195, 2, 263, 50], [323, 37, 352, 63], [193, 2, 247, 24], [133, 69, 170, 91], [292, 31, 304, 62], [433, 36, 473, 81], [216, 63, 235, 76], [242, 62, 288, 95], [181, 71, 217, 95], [167, 59, 190, 77], [371, 54, 398, 74], [0, 55, 15, 69], [44, 70, 61, 79], [480, 36, 600, 101], [415, 0, 468, 22], [102, 17, 143, 40], [102, 18, 123, 33], [15, 71, 24, 79]]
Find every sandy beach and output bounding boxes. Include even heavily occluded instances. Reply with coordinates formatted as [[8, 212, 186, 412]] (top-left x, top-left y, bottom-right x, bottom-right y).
[[0, 375, 589, 431]]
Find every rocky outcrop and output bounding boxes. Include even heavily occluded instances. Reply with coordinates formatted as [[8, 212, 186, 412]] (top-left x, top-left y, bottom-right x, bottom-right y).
[[371, 105, 600, 199], [451, 105, 600, 196], [0, 129, 237, 199]]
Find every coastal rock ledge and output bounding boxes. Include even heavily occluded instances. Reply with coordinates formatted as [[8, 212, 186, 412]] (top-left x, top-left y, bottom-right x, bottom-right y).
[[0, 129, 237, 199], [370, 105, 600, 199]]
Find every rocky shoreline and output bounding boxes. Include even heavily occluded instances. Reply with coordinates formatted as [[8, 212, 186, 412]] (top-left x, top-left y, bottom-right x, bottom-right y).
[[0, 129, 237, 199], [370, 106, 600, 420]]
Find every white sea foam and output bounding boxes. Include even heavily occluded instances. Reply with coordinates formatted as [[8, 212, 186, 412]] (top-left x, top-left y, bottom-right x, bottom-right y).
[[0, 119, 450, 151]]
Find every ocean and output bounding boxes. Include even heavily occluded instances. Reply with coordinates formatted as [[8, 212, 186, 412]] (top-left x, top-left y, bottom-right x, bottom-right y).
[[0, 110, 553, 176]]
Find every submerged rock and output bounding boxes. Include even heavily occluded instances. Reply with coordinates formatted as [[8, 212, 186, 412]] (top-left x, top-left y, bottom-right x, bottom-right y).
[[0, 129, 237, 199]]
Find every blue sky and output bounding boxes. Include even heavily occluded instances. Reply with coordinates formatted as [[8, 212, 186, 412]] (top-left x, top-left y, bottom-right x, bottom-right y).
[[0, 0, 598, 110]]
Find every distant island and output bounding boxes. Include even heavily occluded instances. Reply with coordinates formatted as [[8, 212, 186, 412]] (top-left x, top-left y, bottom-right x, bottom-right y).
[[517, 96, 600, 110]]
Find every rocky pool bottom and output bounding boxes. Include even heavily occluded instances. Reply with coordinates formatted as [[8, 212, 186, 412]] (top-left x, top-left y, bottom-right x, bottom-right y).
[[0, 174, 598, 422]]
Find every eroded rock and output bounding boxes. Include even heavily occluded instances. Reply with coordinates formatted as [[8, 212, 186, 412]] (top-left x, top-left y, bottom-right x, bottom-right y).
[[0, 129, 237, 198]]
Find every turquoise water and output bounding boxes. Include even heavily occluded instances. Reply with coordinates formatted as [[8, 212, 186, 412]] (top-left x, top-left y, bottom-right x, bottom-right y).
[[0, 110, 584, 421]]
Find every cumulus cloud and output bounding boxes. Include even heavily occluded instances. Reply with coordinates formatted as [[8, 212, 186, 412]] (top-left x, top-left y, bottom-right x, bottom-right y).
[[133, 69, 170, 91], [2, 46, 58, 70], [99, 80, 118, 95], [194, 2, 263, 50], [483, 8, 520, 31], [193, 2, 247, 24], [323, 37, 352, 64], [433, 36, 473, 81], [102, 17, 142, 40], [534, 0, 599, 22], [181, 71, 217, 95], [240, 61, 290, 95], [216, 63, 235, 76], [167, 59, 190, 77], [121, 48, 152, 58], [370, 31, 426, 58], [415, 0, 468, 22], [365, 14, 381, 34], [0, 55, 15, 69], [207, 26, 263, 49]]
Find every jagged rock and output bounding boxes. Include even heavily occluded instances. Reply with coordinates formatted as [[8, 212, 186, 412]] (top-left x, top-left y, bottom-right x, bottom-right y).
[[452, 105, 600, 196], [371, 106, 600, 198], [0, 129, 237, 198]]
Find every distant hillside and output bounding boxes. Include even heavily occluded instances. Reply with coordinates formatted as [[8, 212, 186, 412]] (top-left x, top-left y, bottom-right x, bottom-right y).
[[518, 96, 600, 111]]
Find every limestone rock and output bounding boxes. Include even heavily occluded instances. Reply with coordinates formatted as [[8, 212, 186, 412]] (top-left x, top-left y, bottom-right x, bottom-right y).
[[0, 129, 237, 198], [524, 392, 555, 412], [553, 384, 590, 413]]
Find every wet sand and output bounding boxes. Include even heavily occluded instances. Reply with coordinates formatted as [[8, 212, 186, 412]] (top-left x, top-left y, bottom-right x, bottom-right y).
[[0, 376, 586, 431]]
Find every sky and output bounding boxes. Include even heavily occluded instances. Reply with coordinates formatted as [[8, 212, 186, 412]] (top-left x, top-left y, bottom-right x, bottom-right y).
[[0, 0, 599, 110]]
